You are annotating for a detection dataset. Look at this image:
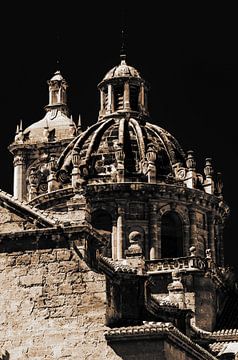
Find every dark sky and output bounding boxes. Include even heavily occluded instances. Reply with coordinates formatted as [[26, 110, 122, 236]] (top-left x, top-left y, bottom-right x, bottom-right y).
[[0, 3, 237, 267]]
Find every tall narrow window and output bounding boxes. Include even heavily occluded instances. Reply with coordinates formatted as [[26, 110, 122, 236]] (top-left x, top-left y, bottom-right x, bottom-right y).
[[114, 85, 124, 111], [130, 85, 139, 111], [161, 212, 183, 258]]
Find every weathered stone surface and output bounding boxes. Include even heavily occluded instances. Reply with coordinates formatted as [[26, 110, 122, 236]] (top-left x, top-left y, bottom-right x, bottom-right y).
[[0, 248, 122, 360]]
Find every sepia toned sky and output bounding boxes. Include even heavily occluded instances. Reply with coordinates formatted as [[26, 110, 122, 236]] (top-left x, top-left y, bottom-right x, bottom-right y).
[[0, 2, 236, 268]]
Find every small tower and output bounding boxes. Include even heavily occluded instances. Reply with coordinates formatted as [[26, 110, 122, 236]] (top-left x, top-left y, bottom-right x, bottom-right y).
[[45, 70, 68, 115], [8, 70, 77, 201], [97, 52, 149, 121]]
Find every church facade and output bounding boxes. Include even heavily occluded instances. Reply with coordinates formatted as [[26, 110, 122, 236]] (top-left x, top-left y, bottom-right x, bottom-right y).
[[0, 54, 237, 359]]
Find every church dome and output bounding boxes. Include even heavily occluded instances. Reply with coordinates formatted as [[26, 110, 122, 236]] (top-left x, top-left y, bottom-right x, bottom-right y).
[[57, 116, 186, 185], [14, 70, 77, 144], [22, 111, 76, 142], [103, 58, 141, 81]]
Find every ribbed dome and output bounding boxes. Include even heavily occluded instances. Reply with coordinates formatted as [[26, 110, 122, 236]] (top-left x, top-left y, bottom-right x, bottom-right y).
[[57, 117, 186, 184], [103, 59, 141, 81]]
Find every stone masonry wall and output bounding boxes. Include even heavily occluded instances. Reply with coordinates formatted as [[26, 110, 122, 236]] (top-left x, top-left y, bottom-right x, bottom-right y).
[[0, 248, 121, 360]]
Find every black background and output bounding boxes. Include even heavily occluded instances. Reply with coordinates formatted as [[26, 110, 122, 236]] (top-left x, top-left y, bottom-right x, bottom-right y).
[[0, 2, 237, 268]]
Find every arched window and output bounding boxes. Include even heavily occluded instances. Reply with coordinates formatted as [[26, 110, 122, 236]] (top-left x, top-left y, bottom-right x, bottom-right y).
[[91, 209, 112, 233], [130, 85, 139, 111], [114, 85, 124, 111], [161, 212, 183, 258]]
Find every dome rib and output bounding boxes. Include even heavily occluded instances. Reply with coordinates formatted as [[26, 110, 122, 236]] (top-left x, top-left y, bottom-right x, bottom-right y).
[[129, 118, 146, 161], [85, 118, 115, 162], [146, 123, 185, 165], [57, 122, 102, 169], [145, 123, 171, 160], [118, 118, 125, 145]]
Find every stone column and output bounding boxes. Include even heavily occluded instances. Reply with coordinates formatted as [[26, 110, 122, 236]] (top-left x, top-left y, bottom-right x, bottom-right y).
[[116, 203, 125, 259], [100, 90, 104, 116], [107, 84, 114, 114], [139, 82, 145, 111], [203, 158, 214, 194], [146, 146, 157, 184], [123, 81, 130, 111], [149, 203, 159, 259], [219, 223, 225, 267], [167, 271, 185, 309], [13, 154, 26, 201], [184, 224, 190, 256], [111, 222, 117, 260], [47, 155, 59, 192], [207, 214, 216, 263], [189, 209, 197, 247], [184, 150, 197, 189]]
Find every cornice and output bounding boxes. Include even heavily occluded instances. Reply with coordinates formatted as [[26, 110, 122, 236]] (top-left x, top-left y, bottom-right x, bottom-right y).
[[105, 322, 217, 360]]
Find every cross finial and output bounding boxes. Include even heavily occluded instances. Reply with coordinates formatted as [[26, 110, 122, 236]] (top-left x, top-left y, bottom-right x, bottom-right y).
[[120, 9, 127, 62], [120, 29, 126, 62]]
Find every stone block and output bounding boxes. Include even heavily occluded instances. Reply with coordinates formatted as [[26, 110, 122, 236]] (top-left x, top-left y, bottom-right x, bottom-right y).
[[59, 261, 79, 273], [20, 274, 43, 287], [72, 283, 86, 294], [40, 253, 56, 263], [6, 255, 16, 266], [49, 306, 75, 318], [56, 249, 72, 261], [47, 262, 61, 274], [44, 296, 65, 308], [31, 253, 40, 265], [58, 284, 73, 295], [16, 254, 31, 265], [46, 273, 66, 286]]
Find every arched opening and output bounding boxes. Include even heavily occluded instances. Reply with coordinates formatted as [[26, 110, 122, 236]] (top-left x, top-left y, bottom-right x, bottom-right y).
[[91, 209, 112, 233], [161, 212, 183, 258], [130, 84, 139, 111], [114, 84, 124, 111], [91, 209, 112, 258]]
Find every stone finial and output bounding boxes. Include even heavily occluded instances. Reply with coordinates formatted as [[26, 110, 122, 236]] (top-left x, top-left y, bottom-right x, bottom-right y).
[[205, 248, 213, 269], [72, 149, 80, 167], [77, 114, 82, 135], [126, 231, 143, 258], [69, 116, 76, 137], [115, 145, 125, 182], [184, 150, 197, 189], [186, 150, 196, 170], [204, 158, 214, 178], [146, 143, 157, 184], [15, 119, 24, 142], [216, 172, 223, 197], [115, 146, 125, 163], [146, 144, 157, 163], [43, 125, 50, 141], [205, 248, 212, 259], [203, 158, 215, 194], [167, 270, 185, 309], [189, 246, 196, 257], [28, 167, 38, 200], [48, 154, 57, 172]]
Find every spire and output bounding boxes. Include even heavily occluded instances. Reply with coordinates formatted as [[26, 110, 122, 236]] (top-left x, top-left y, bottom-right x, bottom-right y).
[[120, 29, 127, 63], [120, 8, 127, 64], [77, 114, 82, 135]]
